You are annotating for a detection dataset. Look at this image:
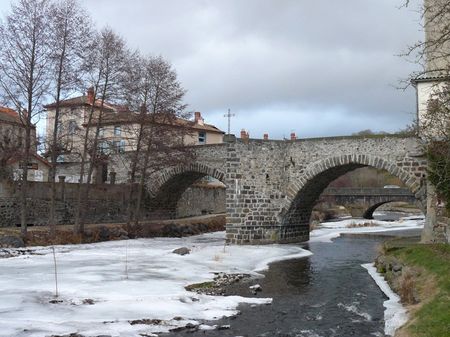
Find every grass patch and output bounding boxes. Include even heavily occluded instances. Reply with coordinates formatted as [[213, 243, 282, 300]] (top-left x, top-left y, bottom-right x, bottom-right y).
[[386, 244, 450, 337], [185, 281, 215, 291]]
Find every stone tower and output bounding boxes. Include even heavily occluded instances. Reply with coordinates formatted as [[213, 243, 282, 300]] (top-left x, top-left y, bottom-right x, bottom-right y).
[[414, 0, 450, 132], [424, 0, 450, 75]]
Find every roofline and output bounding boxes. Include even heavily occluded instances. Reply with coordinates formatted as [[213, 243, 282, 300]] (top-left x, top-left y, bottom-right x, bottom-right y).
[[8, 153, 50, 167], [0, 118, 36, 129], [44, 97, 115, 111], [411, 75, 450, 85], [83, 119, 225, 134]]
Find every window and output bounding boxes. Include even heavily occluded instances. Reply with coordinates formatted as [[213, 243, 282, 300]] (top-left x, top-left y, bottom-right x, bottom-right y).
[[98, 127, 104, 137], [98, 141, 108, 154], [119, 140, 126, 153], [113, 140, 120, 152], [68, 120, 77, 135], [114, 125, 121, 136], [198, 131, 206, 144], [113, 140, 126, 153]]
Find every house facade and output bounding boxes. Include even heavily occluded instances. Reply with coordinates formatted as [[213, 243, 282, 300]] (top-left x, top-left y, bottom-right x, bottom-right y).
[[44, 89, 225, 182], [0, 106, 49, 181]]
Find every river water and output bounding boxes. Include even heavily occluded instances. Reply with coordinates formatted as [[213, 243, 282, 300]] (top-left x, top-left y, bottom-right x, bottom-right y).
[[163, 219, 421, 337]]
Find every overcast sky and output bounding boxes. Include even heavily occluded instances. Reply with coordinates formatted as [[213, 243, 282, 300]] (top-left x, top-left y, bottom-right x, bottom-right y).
[[1, 0, 424, 139]]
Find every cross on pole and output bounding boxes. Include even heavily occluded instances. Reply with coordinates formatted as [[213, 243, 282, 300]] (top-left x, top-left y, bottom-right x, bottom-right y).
[[224, 108, 235, 135]]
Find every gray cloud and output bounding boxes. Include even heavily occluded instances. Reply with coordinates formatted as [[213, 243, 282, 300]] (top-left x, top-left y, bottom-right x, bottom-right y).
[[1, 0, 423, 138]]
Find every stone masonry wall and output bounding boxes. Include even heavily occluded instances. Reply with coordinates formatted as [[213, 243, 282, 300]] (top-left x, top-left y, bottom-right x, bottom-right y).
[[0, 179, 225, 227], [177, 185, 226, 218], [0, 180, 131, 227], [225, 136, 428, 245]]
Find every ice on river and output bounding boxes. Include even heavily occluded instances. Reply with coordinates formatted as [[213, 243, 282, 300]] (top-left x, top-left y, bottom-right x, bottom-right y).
[[0, 216, 423, 337], [311, 215, 424, 243], [0, 232, 310, 337]]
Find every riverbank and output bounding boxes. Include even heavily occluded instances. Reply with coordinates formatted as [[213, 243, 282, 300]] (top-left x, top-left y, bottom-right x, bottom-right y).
[[375, 239, 450, 337], [0, 214, 225, 248]]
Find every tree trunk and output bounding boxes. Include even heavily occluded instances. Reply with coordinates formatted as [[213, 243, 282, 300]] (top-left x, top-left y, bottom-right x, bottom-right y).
[[49, 23, 68, 238], [74, 89, 98, 234], [126, 115, 145, 226]]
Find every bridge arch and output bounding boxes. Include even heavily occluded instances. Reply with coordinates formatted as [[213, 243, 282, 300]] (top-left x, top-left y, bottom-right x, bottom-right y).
[[147, 163, 225, 218], [364, 201, 396, 219], [281, 154, 425, 234], [362, 200, 423, 219]]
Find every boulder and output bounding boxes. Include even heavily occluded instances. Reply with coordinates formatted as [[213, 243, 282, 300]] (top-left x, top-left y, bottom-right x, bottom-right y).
[[0, 235, 25, 248], [172, 247, 191, 255]]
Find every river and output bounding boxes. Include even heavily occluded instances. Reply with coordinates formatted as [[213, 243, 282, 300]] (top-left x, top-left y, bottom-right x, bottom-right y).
[[163, 215, 421, 337]]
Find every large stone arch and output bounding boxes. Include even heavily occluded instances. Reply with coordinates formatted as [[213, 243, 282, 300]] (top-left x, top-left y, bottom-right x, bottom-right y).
[[281, 154, 426, 237], [146, 163, 225, 218]]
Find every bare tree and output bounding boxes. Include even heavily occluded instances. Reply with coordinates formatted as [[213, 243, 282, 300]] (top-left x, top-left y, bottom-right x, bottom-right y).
[[73, 28, 128, 235], [46, 0, 93, 237], [0, 0, 52, 239], [122, 55, 193, 225]]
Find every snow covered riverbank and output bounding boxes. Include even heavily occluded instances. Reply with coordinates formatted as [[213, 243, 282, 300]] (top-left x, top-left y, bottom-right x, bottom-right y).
[[0, 216, 423, 337], [362, 263, 408, 336], [0, 232, 310, 337]]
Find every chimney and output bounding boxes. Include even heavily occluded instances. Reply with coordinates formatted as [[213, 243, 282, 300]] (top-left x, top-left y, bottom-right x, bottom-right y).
[[240, 129, 247, 139], [263, 133, 269, 140], [87, 87, 94, 105], [290, 132, 296, 140], [194, 111, 204, 125]]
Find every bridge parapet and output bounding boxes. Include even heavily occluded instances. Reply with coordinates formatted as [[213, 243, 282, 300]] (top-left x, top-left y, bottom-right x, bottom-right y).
[[321, 187, 415, 197]]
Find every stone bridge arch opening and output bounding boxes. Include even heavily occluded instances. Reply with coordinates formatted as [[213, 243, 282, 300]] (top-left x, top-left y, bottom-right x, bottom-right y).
[[146, 163, 226, 219], [281, 155, 426, 241], [317, 186, 420, 220], [363, 200, 424, 220]]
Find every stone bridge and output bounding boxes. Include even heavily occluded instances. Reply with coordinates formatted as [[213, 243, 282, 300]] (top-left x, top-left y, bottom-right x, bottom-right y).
[[142, 135, 429, 244], [319, 187, 418, 219]]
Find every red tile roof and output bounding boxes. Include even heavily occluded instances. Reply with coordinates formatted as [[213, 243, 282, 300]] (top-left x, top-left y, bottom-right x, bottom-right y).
[[44, 96, 115, 111], [46, 95, 225, 134], [85, 110, 225, 134], [7, 153, 50, 167], [0, 106, 21, 123], [0, 106, 36, 128]]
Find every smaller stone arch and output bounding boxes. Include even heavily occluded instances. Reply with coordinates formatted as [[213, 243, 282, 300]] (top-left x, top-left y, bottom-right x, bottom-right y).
[[363, 200, 423, 219], [145, 163, 225, 218], [363, 201, 395, 219]]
